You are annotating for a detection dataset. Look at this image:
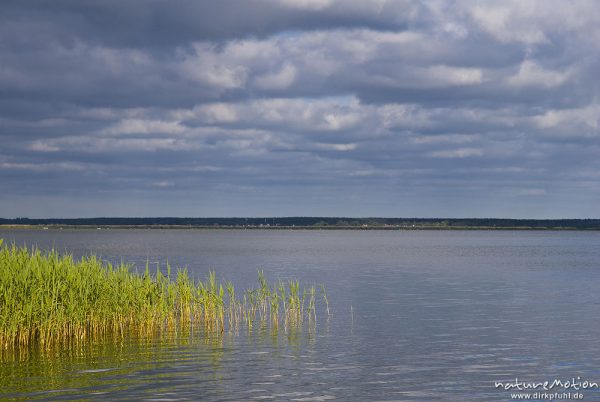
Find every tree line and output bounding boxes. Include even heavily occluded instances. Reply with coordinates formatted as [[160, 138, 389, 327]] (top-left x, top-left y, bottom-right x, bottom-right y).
[[1, 217, 600, 229]]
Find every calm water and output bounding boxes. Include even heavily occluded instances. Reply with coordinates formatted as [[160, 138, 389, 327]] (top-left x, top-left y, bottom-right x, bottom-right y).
[[2, 229, 600, 401]]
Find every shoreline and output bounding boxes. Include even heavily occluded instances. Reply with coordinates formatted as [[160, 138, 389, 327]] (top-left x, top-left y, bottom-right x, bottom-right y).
[[1, 224, 596, 231]]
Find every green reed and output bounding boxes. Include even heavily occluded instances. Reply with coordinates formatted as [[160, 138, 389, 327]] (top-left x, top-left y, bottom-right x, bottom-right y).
[[0, 240, 324, 354]]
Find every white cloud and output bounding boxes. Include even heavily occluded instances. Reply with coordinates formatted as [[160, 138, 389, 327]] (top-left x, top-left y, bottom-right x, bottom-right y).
[[254, 63, 297, 90], [0, 162, 88, 171], [411, 134, 476, 145], [533, 104, 599, 130], [29, 141, 61, 152], [29, 136, 196, 152], [153, 181, 175, 188], [180, 96, 367, 134], [277, 0, 334, 11], [177, 43, 249, 89], [469, 3, 547, 44], [315, 142, 358, 151], [507, 60, 570, 88], [101, 119, 186, 136], [186, 103, 239, 124], [425, 65, 484, 87], [321, 111, 360, 131], [428, 148, 483, 158]]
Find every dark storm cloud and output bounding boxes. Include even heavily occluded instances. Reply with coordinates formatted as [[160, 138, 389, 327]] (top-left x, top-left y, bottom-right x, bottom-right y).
[[0, 0, 419, 47], [1, 0, 600, 218]]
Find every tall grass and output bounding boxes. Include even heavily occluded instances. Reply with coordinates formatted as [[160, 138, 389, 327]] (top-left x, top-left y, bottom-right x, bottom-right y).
[[0, 240, 323, 354]]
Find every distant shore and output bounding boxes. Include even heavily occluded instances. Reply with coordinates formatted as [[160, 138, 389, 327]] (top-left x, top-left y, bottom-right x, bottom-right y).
[[2, 217, 600, 231], [2, 224, 598, 231]]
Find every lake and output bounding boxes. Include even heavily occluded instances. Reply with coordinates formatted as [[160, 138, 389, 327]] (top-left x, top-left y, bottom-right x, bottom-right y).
[[1, 229, 600, 401]]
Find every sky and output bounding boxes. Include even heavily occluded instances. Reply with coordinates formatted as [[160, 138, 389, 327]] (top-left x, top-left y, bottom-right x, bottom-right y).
[[1, 0, 599, 219]]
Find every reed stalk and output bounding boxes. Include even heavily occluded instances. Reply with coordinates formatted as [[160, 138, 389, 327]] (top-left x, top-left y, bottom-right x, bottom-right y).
[[0, 241, 324, 355]]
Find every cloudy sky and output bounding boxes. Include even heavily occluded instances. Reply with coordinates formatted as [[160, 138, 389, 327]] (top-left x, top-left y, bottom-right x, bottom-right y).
[[1, 1, 599, 218]]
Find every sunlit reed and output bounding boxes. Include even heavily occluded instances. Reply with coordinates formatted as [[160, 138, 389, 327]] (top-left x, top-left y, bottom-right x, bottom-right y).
[[0, 240, 324, 355]]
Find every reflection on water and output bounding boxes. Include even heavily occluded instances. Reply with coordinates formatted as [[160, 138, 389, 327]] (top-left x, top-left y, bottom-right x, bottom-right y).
[[2, 229, 600, 400], [1, 325, 319, 400]]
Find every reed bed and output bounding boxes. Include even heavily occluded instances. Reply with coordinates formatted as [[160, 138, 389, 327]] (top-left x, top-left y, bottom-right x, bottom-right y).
[[0, 240, 324, 354]]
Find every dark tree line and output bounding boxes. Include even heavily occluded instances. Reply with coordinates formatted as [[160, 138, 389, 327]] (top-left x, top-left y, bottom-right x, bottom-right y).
[[1, 217, 600, 229]]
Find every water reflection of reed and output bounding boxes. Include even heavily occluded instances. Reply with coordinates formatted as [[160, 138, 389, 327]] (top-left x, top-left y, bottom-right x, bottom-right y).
[[1, 321, 321, 399]]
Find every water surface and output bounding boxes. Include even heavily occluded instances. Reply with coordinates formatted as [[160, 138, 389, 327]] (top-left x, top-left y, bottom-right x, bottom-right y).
[[2, 229, 600, 401]]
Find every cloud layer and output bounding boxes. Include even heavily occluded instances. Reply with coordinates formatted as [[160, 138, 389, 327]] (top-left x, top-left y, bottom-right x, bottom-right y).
[[1, 0, 599, 218]]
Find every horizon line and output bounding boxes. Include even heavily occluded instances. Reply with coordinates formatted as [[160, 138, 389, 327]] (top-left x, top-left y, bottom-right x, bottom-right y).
[[3, 217, 599, 221]]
